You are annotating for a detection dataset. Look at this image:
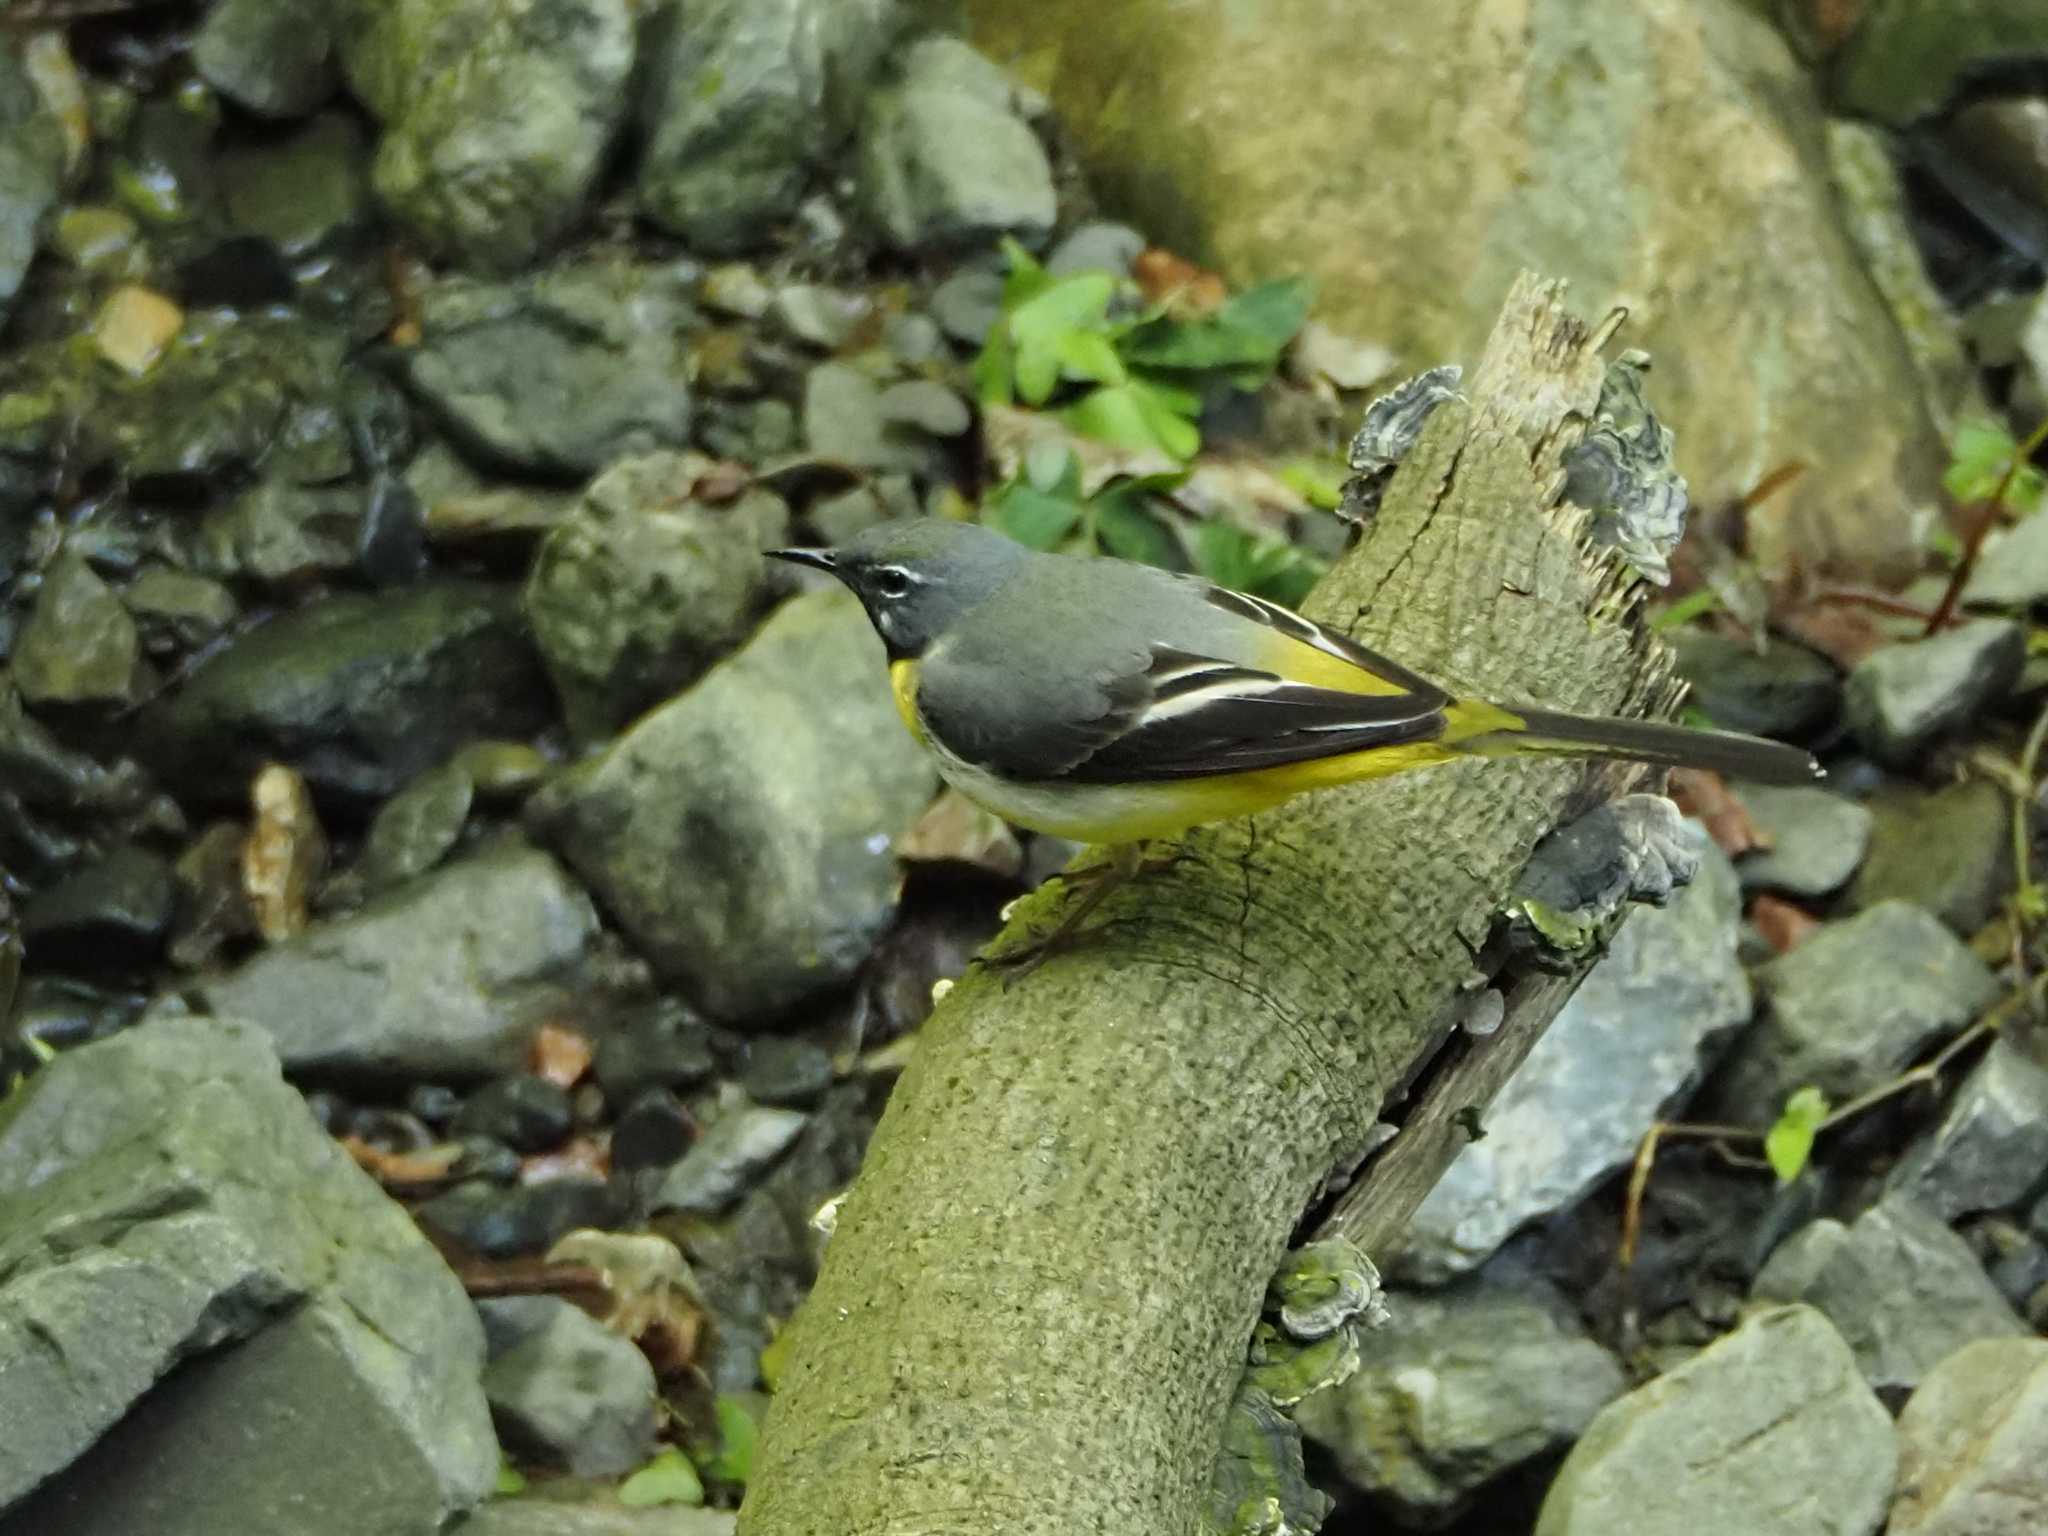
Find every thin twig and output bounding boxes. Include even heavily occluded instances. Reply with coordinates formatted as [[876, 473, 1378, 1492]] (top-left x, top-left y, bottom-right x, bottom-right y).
[[2010, 698, 2048, 1016], [1925, 415, 2048, 636], [1804, 585, 1940, 621]]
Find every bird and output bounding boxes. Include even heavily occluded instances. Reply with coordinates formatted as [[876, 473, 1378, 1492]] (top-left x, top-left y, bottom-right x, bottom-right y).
[[768, 518, 1818, 960]]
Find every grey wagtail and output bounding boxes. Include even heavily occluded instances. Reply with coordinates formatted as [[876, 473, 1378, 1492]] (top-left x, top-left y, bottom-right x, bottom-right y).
[[770, 519, 1816, 951]]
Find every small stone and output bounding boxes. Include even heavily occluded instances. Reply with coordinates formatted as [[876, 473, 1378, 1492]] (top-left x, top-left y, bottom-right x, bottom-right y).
[[1753, 1196, 2028, 1400], [700, 263, 772, 320], [1668, 631, 1840, 741], [93, 284, 184, 377], [476, 1295, 658, 1478], [1732, 783, 1872, 898], [53, 205, 139, 273], [772, 284, 873, 350], [876, 379, 972, 437], [612, 1088, 693, 1174], [1845, 619, 2025, 767], [415, 1178, 629, 1259], [193, 0, 337, 117], [1296, 1278, 1626, 1526], [0, 36, 67, 323], [1851, 780, 2013, 936], [1046, 220, 1146, 276], [653, 1103, 808, 1216], [1965, 508, 2048, 610], [855, 37, 1056, 252], [1533, 1305, 1893, 1536], [450, 742, 550, 802], [740, 1038, 834, 1107], [13, 553, 147, 707], [244, 763, 326, 942], [407, 1084, 462, 1128], [1887, 1042, 2048, 1221], [452, 1075, 574, 1154], [18, 844, 176, 965], [1709, 902, 1999, 1122], [884, 311, 945, 366], [929, 265, 1004, 345], [359, 761, 473, 894], [591, 1001, 716, 1103], [123, 568, 237, 653], [1890, 1337, 2048, 1536]]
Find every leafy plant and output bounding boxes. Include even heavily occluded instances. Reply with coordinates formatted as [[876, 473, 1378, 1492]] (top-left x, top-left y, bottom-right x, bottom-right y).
[[1764, 1086, 1829, 1184], [618, 1448, 705, 1508], [699, 1396, 759, 1486], [1943, 419, 2047, 518], [974, 240, 1311, 463]]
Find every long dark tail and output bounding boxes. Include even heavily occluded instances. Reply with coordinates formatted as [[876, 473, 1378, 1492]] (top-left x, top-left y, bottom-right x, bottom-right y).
[[1465, 705, 1821, 785]]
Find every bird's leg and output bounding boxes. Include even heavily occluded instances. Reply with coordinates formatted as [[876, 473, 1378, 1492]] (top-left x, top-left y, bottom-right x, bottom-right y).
[[984, 841, 1151, 980]]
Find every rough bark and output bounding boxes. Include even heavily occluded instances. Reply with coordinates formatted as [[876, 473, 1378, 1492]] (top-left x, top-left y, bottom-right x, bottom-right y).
[[739, 276, 1678, 1536]]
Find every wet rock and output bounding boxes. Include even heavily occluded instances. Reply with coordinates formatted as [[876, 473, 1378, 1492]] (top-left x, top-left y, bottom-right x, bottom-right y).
[[1845, 620, 2025, 767], [200, 837, 604, 1080], [1753, 1197, 2027, 1400], [801, 361, 938, 472], [1668, 631, 1841, 741], [147, 582, 548, 806], [878, 378, 972, 436], [653, 1101, 808, 1217], [1850, 780, 2012, 937], [476, 1296, 658, 1478], [1887, 1042, 2048, 1222], [1709, 902, 1998, 1122], [343, 0, 634, 271], [528, 590, 937, 1021], [773, 283, 873, 350], [218, 112, 371, 257], [954, 0, 1946, 574], [634, 0, 904, 252], [1733, 783, 1872, 898], [13, 554, 147, 707], [193, 0, 337, 118], [18, 844, 175, 966], [194, 479, 365, 586], [1395, 839, 1749, 1282], [0, 685, 151, 816], [1532, 1305, 1893, 1536], [463, 1502, 736, 1536], [612, 1089, 693, 1174], [0, 36, 66, 321], [0, 1016, 495, 1524], [124, 568, 237, 654], [358, 759, 474, 894], [1828, 1, 2048, 126], [1889, 1337, 2048, 1536], [1965, 505, 2048, 610], [1296, 1277, 1625, 1527], [454, 741, 551, 802], [415, 1177, 628, 1259], [855, 36, 1056, 252], [524, 452, 787, 741], [740, 1037, 834, 1107], [592, 1000, 717, 1103], [453, 1076, 574, 1154], [403, 261, 696, 477]]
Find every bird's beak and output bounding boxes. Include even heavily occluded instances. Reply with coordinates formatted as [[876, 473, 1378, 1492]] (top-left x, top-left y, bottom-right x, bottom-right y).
[[766, 547, 839, 574]]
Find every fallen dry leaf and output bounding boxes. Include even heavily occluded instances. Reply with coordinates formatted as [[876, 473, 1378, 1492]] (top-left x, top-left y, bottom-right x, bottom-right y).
[[522, 1136, 611, 1184], [898, 788, 1023, 880], [1750, 893, 1822, 953], [530, 1021, 595, 1088], [244, 764, 326, 942], [340, 1136, 465, 1191], [1133, 247, 1228, 316], [547, 1229, 707, 1376], [1669, 769, 1770, 859], [1771, 600, 1891, 672]]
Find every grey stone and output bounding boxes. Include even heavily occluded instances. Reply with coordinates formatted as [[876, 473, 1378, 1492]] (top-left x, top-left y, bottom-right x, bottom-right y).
[[18, 844, 175, 963], [1395, 839, 1750, 1282], [358, 760, 474, 893], [454, 1076, 574, 1154], [13, 553, 146, 707], [0, 37, 65, 322], [1296, 1278, 1626, 1526], [200, 838, 605, 1080], [1888, 1042, 2048, 1221], [146, 581, 549, 806], [653, 1102, 809, 1216], [1734, 783, 1872, 898], [1710, 902, 1999, 1122], [404, 261, 696, 477], [1966, 507, 2048, 610], [1534, 1305, 1893, 1536], [877, 378, 972, 436], [773, 283, 873, 349], [854, 36, 1057, 252], [122, 568, 238, 652], [1753, 1197, 2028, 1400], [218, 112, 372, 257], [523, 452, 787, 741], [192, 478, 364, 587], [0, 1016, 495, 1520], [528, 590, 937, 1020], [741, 1038, 835, 1107], [476, 1296, 658, 1478], [929, 264, 1003, 345], [1852, 780, 2013, 937], [1845, 620, 2025, 768], [801, 361, 934, 471], [343, 0, 635, 271], [635, 0, 906, 251], [1047, 220, 1147, 276], [415, 1178, 629, 1260], [193, 0, 337, 118], [1828, 0, 2048, 126], [1670, 630, 1841, 741], [1889, 1337, 2048, 1536], [457, 1501, 736, 1536]]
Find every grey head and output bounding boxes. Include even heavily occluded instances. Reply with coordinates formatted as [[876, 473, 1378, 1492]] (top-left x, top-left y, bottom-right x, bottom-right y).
[[767, 518, 1031, 659]]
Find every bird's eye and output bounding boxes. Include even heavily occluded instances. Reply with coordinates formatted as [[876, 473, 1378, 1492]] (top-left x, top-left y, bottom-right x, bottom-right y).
[[873, 566, 912, 600]]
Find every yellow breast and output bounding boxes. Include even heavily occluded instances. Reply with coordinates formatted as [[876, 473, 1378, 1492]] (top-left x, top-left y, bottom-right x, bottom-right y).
[[889, 659, 927, 746]]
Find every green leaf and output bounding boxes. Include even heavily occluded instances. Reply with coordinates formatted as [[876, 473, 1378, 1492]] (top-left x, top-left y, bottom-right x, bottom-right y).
[[1764, 1086, 1830, 1185], [972, 324, 1015, 407], [1115, 276, 1313, 373], [1093, 490, 1182, 568], [988, 479, 1087, 550], [1280, 458, 1347, 511], [1023, 440, 1081, 497], [1943, 417, 2047, 513], [1054, 327, 1126, 385], [619, 1448, 705, 1508], [494, 1460, 526, 1497], [996, 236, 1054, 308], [1649, 587, 1723, 632], [1192, 522, 1323, 603], [702, 1397, 759, 1486], [1218, 275, 1316, 352]]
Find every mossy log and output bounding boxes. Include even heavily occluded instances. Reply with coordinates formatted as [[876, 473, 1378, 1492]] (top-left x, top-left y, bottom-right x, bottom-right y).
[[740, 275, 1679, 1536]]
